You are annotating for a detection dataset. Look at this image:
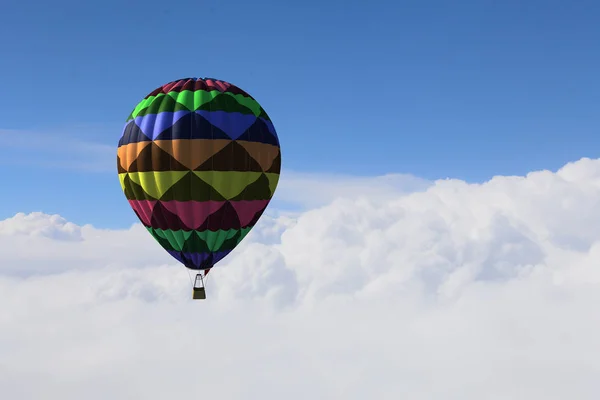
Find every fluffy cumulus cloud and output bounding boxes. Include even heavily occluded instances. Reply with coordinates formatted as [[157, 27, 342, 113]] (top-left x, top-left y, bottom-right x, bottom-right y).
[[2, 158, 600, 399], [274, 171, 432, 209]]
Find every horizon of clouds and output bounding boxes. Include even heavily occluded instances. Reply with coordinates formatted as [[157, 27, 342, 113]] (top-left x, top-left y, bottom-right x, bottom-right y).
[[2, 157, 600, 398]]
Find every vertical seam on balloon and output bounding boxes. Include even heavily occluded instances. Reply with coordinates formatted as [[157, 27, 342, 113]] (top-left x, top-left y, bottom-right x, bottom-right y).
[[240, 89, 253, 253], [187, 79, 196, 269], [214, 79, 230, 270], [156, 91, 178, 265], [169, 84, 181, 257], [206, 78, 217, 271]]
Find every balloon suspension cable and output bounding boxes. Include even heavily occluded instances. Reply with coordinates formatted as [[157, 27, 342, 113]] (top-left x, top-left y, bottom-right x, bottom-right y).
[[186, 267, 211, 290], [186, 268, 193, 287]]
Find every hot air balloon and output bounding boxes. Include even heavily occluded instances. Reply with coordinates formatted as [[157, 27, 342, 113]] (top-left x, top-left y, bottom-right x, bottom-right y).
[[116, 77, 281, 299]]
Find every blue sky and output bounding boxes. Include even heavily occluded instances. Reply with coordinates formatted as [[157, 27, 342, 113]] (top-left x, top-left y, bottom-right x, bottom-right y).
[[1, 0, 598, 228]]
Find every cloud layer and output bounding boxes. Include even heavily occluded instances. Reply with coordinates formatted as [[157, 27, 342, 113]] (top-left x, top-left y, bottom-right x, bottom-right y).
[[2, 158, 600, 399]]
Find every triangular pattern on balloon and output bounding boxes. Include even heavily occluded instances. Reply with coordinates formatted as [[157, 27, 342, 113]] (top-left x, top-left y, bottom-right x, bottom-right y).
[[117, 141, 151, 170], [119, 121, 152, 146], [195, 110, 258, 140], [148, 230, 180, 252], [168, 250, 232, 270], [149, 201, 194, 231], [153, 139, 231, 170], [147, 228, 195, 252], [133, 200, 268, 231], [230, 173, 272, 201], [125, 171, 188, 200], [236, 141, 280, 172], [246, 207, 267, 228], [159, 200, 226, 230], [191, 171, 267, 201], [230, 200, 270, 227], [197, 227, 250, 250], [129, 78, 263, 116], [197, 94, 254, 115], [258, 107, 271, 120], [135, 94, 193, 118], [194, 141, 263, 172], [132, 111, 192, 140], [181, 232, 212, 254], [162, 89, 260, 117], [220, 230, 244, 251], [236, 118, 279, 146], [117, 155, 127, 173], [126, 142, 189, 172], [121, 174, 157, 201], [266, 152, 281, 173], [159, 172, 227, 202], [165, 250, 187, 266], [163, 250, 208, 269], [197, 201, 242, 231], [154, 113, 232, 141], [126, 93, 165, 122], [128, 200, 156, 226]]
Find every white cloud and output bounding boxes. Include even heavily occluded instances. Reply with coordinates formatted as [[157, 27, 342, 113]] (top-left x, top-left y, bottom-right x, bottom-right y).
[[274, 170, 432, 209], [2, 158, 600, 399]]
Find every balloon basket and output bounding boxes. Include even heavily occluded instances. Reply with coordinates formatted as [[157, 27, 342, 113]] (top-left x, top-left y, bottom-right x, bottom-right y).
[[192, 274, 206, 300]]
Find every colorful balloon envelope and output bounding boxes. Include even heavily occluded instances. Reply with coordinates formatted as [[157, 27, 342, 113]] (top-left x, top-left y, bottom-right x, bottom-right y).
[[117, 77, 281, 274]]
